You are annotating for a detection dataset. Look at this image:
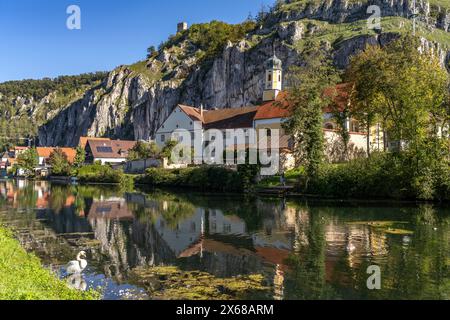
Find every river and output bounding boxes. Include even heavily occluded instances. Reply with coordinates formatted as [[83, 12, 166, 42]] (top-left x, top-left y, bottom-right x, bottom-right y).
[[0, 180, 448, 300]]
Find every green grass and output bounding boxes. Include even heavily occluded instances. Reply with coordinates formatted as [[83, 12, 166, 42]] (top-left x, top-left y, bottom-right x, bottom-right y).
[[279, 0, 450, 12], [127, 60, 163, 85], [291, 16, 450, 50], [258, 168, 304, 188], [0, 226, 99, 300]]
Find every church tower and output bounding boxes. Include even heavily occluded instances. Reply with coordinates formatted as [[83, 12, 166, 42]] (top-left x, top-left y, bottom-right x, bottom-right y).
[[263, 54, 283, 102]]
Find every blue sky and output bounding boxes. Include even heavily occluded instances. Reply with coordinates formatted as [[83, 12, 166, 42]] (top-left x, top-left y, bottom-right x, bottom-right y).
[[0, 0, 274, 82]]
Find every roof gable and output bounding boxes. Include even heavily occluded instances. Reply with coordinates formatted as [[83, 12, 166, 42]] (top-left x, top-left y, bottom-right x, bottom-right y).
[[156, 105, 197, 133], [79, 136, 111, 149]]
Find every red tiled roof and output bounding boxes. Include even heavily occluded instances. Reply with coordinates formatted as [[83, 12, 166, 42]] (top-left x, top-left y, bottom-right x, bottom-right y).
[[178, 105, 258, 129], [36, 147, 77, 164], [254, 91, 292, 120], [177, 84, 352, 128], [79, 136, 111, 149], [178, 105, 204, 122], [204, 107, 258, 129], [87, 139, 137, 159]]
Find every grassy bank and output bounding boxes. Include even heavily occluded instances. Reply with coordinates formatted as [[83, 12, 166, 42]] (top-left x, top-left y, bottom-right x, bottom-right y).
[[0, 226, 98, 300]]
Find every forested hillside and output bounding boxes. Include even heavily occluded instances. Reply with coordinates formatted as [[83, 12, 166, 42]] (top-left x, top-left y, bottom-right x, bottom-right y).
[[0, 72, 107, 148]]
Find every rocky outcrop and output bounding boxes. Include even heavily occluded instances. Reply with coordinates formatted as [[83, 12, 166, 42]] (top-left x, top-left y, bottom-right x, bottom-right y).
[[36, 0, 450, 146], [277, 0, 450, 31]]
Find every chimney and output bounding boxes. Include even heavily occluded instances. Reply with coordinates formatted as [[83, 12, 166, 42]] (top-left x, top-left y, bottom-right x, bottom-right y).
[[177, 22, 188, 33], [200, 104, 204, 118]]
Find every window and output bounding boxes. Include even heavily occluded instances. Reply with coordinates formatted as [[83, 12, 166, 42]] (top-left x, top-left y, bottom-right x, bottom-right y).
[[267, 129, 272, 137], [96, 146, 113, 153], [268, 74, 272, 82], [325, 123, 334, 130], [161, 135, 166, 142], [351, 121, 361, 133], [223, 223, 232, 234]]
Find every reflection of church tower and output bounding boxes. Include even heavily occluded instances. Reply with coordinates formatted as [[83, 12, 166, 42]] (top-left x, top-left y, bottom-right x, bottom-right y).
[[263, 54, 283, 102]]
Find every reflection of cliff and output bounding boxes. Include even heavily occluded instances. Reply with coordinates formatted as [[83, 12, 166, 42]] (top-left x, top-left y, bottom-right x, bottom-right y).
[[89, 218, 177, 280], [85, 194, 204, 279], [37, 207, 92, 235]]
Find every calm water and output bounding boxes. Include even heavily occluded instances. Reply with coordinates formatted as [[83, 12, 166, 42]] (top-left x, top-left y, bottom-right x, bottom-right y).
[[0, 180, 448, 300]]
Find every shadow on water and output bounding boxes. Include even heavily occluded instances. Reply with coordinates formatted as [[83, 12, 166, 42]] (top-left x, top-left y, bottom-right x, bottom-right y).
[[0, 179, 448, 300]]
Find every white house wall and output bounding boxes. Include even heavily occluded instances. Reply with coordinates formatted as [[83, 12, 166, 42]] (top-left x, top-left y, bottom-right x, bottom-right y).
[[155, 106, 198, 147]]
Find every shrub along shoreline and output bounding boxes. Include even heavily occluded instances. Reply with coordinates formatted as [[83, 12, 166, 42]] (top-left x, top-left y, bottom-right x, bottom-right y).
[[0, 226, 98, 300], [134, 166, 254, 193], [261, 153, 450, 202]]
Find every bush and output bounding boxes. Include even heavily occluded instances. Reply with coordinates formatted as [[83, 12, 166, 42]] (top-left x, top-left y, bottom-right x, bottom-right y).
[[137, 166, 244, 192], [77, 164, 131, 185], [305, 152, 450, 201]]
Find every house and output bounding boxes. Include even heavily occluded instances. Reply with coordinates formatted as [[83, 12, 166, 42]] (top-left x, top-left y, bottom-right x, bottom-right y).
[[155, 54, 384, 172], [85, 139, 137, 165], [36, 147, 77, 166], [0, 146, 31, 175], [1, 146, 30, 168]]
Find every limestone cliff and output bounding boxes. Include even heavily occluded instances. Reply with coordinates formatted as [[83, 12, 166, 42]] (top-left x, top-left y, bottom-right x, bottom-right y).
[[27, 1, 450, 145]]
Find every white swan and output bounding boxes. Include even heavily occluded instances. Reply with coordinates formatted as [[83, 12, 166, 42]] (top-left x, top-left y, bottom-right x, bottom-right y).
[[66, 251, 88, 274]]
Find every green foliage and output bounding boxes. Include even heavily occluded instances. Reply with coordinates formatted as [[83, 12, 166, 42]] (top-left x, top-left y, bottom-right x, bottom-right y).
[[0, 72, 107, 144], [146, 45, 157, 59], [137, 166, 244, 192], [346, 35, 449, 150], [345, 35, 450, 198], [74, 146, 85, 168], [285, 41, 341, 185], [17, 148, 39, 176], [127, 141, 160, 161], [0, 72, 107, 101], [160, 140, 179, 161], [161, 20, 256, 62], [77, 164, 132, 185], [0, 226, 98, 300], [305, 152, 450, 201], [48, 148, 71, 176]]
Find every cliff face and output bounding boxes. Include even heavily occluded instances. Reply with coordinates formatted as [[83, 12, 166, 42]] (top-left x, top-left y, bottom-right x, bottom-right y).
[[35, 0, 450, 146]]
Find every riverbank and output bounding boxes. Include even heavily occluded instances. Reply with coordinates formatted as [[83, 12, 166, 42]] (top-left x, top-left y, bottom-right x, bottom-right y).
[[0, 226, 98, 300]]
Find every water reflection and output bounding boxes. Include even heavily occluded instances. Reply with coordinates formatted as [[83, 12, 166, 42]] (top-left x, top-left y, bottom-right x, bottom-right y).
[[0, 180, 448, 300]]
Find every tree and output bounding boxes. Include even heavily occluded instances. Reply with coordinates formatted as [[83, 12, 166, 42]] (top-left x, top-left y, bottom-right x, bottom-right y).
[[161, 140, 178, 161], [17, 148, 38, 176], [346, 35, 449, 156], [147, 45, 157, 59], [284, 41, 340, 187], [74, 146, 85, 168], [48, 148, 71, 176], [327, 85, 352, 161], [127, 141, 160, 161], [345, 35, 450, 199]]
